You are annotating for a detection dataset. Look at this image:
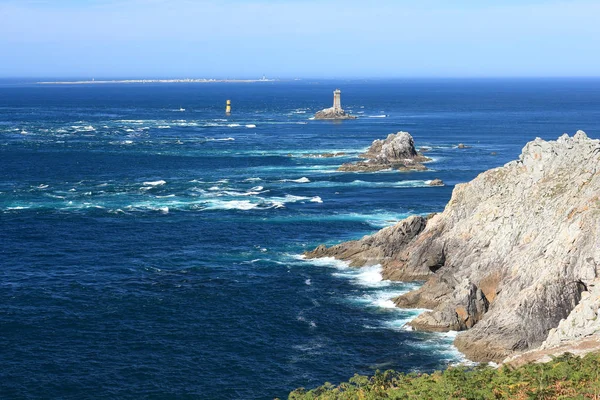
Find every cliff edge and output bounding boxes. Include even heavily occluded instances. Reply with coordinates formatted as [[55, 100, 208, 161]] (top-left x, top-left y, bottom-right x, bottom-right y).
[[306, 131, 600, 363]]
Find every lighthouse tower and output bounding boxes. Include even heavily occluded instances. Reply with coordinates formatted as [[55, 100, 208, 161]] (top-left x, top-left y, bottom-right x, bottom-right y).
[[333, 89, 342, 112]]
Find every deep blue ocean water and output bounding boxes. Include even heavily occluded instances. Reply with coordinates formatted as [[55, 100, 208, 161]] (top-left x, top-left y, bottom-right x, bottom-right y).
[[1, 79, 599, 399]]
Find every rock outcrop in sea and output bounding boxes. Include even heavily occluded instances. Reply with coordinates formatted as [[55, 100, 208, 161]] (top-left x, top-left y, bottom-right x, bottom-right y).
[[306, 131, 600, 363], [338, 132, 430, 172], [314, 108, 357, 120]]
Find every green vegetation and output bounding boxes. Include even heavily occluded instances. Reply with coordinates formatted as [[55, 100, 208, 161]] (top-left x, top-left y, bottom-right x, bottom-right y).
[[289, 352, 600, 400]]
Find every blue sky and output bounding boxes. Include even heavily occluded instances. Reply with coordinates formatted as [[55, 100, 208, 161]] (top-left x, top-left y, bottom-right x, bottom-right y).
[[0, 0, 599, 78]]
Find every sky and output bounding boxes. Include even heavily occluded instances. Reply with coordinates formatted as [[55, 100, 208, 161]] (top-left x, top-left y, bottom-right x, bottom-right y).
[[0, 0, 599, 78]]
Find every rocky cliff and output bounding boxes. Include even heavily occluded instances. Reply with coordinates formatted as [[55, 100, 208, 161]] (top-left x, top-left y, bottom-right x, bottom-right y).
[[339, 132, 430, 172], [307, 131, 600, 363]]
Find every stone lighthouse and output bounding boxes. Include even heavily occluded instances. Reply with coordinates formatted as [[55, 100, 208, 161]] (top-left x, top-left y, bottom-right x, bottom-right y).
[[314, 89, 357, 120], [333, 89, 342, 112]]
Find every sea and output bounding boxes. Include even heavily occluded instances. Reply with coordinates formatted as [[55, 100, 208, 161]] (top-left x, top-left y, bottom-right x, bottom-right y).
[[1, 78, 599, 399]]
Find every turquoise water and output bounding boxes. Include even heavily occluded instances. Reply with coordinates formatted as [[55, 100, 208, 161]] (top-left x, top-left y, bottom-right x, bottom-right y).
[[1, 79, 599, 399]]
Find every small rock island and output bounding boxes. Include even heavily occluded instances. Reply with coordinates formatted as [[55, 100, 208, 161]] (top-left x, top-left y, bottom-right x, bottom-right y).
[[339, 131, 430, 172], [314, 89, 357, 120]]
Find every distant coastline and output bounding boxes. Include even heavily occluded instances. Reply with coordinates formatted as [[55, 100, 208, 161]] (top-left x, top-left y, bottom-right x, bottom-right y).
[[37, 77, 277, 85]]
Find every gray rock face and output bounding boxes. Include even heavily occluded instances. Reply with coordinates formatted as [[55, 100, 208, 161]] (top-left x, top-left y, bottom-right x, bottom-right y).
[[540, 280, 600, 350], [314, 107, 357, 120], [339, 132, 430, 172], [503, 280, 600, 366], [308, 131, 600, 363]]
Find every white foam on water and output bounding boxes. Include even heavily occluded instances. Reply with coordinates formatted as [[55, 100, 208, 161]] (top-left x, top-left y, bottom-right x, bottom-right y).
[[158, 206, 169, 214], [227, 124, 241, 127], [305, 279, 311, 285], [37, 184, 49, 189], [203, 200, 258, 211], [157, 125, 171, 129], [143, 180, 166, 187], [206, 137, 235, 141], [155, 194, 175, 198], [244, 177, 262, 182], [310, 196, 323, 203], [352, 265, 389, 288], [281, 177, 310, 183], [208, 186, 221, 191], [245, 124, 256, 128], [300, 256, 350, 270], [368, 115, 387, 118], [72, 125, 96, 131]]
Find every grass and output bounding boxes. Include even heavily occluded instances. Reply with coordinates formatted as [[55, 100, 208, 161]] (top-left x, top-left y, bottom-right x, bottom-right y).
[[288, 352, 600, 399]]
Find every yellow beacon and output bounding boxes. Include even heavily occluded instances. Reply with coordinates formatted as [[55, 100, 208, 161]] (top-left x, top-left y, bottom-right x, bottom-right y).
[[226, 100, 231, 114]]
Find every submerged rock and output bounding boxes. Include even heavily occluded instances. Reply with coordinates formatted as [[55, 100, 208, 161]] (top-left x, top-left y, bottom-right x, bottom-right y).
[[309, 130, 600, 363], [301, 152, 346, 158], [338, 132, 430, 172]]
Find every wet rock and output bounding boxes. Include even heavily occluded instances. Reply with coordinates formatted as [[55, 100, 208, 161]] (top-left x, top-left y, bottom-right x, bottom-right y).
[[429, 179, 444, 186]]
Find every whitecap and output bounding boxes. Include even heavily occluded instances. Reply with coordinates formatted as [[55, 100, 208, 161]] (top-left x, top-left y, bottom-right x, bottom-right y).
[[244, 177, 262, 182], [281, 177, 310, 183], [157, 125, 171, 129], [143, 180, 166, 187], [227, 124, 241, 127], [245, 124, 256, 128], [206, 137, 235, 141], [158, 206, 169, 214], [310, 196, 323, 203], [203, 200, 258, 211], [305, 279, 312, 285], [368, 115, 387, 118]]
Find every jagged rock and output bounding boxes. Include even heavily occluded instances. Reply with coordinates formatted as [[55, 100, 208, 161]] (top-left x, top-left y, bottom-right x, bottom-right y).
[[338, 132, 431, 172], [457, 143, 470, 149], [314, 107, 357, 120], [429, 179, 444, 186], [304, 215, 429, 278]]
